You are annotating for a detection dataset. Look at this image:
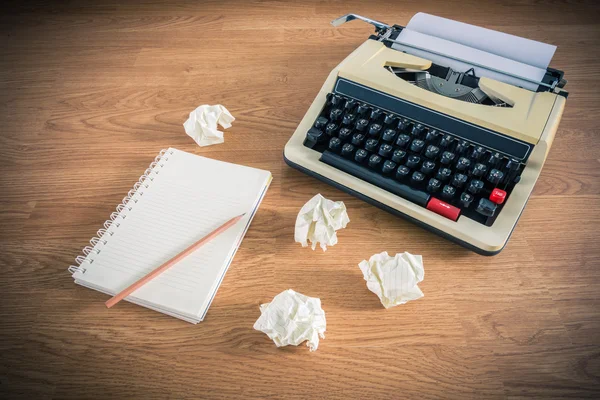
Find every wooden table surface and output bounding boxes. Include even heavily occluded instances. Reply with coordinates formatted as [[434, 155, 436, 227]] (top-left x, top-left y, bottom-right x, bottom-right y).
[[1, 1, 599, 398]]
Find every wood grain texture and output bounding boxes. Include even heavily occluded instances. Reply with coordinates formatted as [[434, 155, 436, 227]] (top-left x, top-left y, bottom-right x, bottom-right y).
[[1, 0, 599, 398]]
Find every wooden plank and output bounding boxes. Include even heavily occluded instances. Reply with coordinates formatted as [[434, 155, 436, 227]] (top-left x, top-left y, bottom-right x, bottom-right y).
[[1, 1, 599, 398]]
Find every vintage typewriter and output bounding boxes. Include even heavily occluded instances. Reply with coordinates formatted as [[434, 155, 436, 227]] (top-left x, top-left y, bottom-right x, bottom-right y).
[[284, 13, 568, 255]]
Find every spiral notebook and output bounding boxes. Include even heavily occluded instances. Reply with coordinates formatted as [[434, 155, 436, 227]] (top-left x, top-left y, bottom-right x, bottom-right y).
[[69, 148, 272, 323]]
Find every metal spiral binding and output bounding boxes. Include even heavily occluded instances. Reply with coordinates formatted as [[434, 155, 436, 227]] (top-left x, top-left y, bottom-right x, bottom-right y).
[[67, 149, 174, 275]]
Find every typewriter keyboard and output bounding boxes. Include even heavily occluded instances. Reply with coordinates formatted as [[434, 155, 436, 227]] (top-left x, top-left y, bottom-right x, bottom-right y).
[[303, 93, 525, 226]]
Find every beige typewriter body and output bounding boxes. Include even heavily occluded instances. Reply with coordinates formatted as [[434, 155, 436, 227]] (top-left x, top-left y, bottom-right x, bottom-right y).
[[284, 39, 566, 254]]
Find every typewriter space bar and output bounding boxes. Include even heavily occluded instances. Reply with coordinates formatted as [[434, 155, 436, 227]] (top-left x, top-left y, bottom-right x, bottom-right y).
[[320, 151, 430, 207]]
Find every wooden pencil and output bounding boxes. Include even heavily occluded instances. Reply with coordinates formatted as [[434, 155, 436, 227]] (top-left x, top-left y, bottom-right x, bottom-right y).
[[105, 213, 246, 308]]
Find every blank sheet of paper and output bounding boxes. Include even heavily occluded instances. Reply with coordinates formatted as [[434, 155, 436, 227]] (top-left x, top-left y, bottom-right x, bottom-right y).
[[393, 13, 556, 90]]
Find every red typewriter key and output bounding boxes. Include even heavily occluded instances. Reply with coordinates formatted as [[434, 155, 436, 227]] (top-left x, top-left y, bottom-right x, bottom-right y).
[[427, 197, 461, 221], [489, 188, 507, 204]]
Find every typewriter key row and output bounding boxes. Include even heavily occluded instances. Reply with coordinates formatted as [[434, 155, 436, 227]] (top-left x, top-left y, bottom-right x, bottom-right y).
[[304, 93, 525, 226]]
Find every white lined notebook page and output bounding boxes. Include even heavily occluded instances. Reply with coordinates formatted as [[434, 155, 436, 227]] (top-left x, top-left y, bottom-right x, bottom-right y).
[[71, 148, 272, 323]]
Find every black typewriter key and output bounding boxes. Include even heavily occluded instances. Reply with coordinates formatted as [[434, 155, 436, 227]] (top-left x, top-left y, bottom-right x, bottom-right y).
[[504, 158, 520, 184], [344, 98, 356, 110], [328, 137, 342, 152], [370, 108, 382, 120], [382, 129, 397, 142], [487, 152, 502, 167], [384, 114, 396, 125], [314, 116, 328, 129], [471, 163, 487, 178], [356, 103, 369, 115], [395, 165, 411, 180], [427, 178, 442, 193], [382, 160, 397, 175], [452, 173, 468, 188], [342, 113, 355, 125], [368, 154, 382, 169], [476, 198, 497, 217], [406, 155, 421, 169], [487, 168, 504, 185], [329, 108, 343, 121], [455, 140, 469, 154], [365, 138, 379, 152], [395, 134, 411, 149], [436, 167, 452, 182], [351, 133, 365, 146], [325, 123, 337, 136], [356, 118, 369, 132], [397, 119, 410, 131], [368, 123, 382, 138], [304, 127, 324, 148], [355, 118, 369, 131], [459, 192, 474, 208], [421, 160, 436, 175], [505, 158, 519, 171], [425, 145, 440, 159], [455, 157, 471, 171], [355, 148, 368, 163], [425, 129, 439, 142], [410, 139, 425, 153], [440, 151, 455, 165], [468, 179, 484, 194], [440, 134, 454, 148], [471, 146, 485, 161], [391, 149, 407, 163], [411, 123, 425, 136], [411, 171, 426, 185], [441, 185, 456, 200], [338, 127, 352, 141], [341, 143, 355, 158], [378, 143, 393, 158], [331, 95, 342, 106]]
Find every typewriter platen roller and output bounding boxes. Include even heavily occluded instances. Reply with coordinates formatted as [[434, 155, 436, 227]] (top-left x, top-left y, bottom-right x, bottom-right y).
[[284, 13, 568, 255]]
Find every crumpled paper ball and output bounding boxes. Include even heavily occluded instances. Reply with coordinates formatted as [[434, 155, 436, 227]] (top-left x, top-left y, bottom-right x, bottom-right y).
[[183, 104, 235, 147], [294, 193, 350, 251], [358, 251, 425, 308], [253, 289, 326, 352]]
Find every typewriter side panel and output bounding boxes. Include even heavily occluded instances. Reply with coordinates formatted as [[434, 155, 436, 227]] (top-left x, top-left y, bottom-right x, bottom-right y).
[[479, 95, 565, 248], [538, 95, 566, 156]]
